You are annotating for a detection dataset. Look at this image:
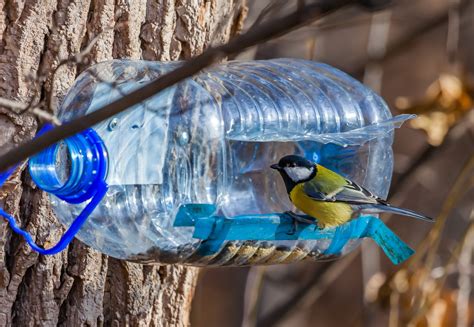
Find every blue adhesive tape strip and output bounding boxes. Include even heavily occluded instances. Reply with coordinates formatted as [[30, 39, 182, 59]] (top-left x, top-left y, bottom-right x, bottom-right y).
[[368, 219, 415, 265], [175, 203, 414, 264]]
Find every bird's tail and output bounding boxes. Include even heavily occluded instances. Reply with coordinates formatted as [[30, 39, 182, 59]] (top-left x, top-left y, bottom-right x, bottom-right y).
[[360, 204, 434, 222]]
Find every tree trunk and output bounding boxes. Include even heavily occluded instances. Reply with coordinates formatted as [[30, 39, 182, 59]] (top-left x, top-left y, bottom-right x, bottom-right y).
[[0, 1, 247, 326]]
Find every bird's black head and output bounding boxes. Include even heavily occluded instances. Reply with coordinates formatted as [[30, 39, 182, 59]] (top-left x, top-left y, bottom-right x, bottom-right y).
[[271, 155, 317, 192]]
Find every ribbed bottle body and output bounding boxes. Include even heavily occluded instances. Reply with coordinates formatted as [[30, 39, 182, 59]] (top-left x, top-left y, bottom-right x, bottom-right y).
[[50, 59, 395, 264]]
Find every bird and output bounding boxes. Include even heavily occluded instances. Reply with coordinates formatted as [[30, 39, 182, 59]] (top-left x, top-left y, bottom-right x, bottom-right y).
[[271, 154, 433, 229]]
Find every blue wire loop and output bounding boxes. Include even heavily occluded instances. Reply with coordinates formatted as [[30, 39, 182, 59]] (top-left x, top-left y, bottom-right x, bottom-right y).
[[0, 123, 108, 255]]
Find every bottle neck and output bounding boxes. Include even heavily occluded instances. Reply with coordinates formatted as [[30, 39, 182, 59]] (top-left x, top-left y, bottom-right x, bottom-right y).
[[29, 125, 108, 204]]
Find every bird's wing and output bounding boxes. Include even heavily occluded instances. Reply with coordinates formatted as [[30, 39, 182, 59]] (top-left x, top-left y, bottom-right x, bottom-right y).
[[303, 177, 384, 205]]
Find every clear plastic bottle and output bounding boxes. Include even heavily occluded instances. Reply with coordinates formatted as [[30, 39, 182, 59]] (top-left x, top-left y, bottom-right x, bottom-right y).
[[28, 59, 410, 265]]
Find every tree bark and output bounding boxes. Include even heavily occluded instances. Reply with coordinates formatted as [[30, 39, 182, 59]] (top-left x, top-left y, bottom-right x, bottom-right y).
[[0, 1, 247, 326]]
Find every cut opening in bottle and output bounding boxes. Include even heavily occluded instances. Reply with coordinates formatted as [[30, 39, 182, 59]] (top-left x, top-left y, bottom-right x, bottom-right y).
[[55, 141, 72, 186]]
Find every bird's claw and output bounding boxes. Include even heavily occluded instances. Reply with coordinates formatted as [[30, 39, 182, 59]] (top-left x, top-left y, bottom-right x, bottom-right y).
[[314, 223, 325, 231], [287, 220, 298, 235], [284, 211, 321, 234], [284, 211, 299, 235]]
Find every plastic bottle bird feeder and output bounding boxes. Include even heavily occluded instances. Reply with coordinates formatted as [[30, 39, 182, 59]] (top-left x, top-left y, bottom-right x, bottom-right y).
[[0, 59, 416, 265]]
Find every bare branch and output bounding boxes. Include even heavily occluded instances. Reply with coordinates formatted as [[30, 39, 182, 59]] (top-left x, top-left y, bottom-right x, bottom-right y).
[[47, 22, 124, 111], [0, 23, 122, 126], [251, 0, 289, 28], [0, 97, 61, 126], [256, 252, 358, 327], [456, 210, 474, 327], [242, 267, 267, 327], [353, 0, 473, 77], [30, 108, 62, 126], [360, 10, 392, 326], [0, 98, 28, 111]]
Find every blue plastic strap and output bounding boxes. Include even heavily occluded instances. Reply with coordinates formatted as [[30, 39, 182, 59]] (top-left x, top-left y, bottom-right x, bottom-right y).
[[0, 124, 108, 255], [0, 182, 108, 255], [0, 167, 15, 186], [175, 204, 414, 265]]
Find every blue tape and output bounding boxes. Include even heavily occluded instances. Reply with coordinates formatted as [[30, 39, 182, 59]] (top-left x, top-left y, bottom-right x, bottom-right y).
[[174, 204, 414, 264], [367, 219, 415, 265]]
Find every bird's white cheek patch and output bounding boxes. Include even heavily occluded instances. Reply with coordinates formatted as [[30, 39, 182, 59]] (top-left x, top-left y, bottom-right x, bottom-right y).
[[284, 167, 313, 182]]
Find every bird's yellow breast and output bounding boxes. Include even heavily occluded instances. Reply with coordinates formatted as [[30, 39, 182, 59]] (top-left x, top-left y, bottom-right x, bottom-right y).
[[289, 183, 353, 228]]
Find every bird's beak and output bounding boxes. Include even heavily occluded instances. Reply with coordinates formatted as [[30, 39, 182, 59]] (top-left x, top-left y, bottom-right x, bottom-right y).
[[270, 164, 280, 170]]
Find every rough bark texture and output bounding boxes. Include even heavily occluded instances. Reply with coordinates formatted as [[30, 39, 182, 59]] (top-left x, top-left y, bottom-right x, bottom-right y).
[[0, 1, 246, 326]]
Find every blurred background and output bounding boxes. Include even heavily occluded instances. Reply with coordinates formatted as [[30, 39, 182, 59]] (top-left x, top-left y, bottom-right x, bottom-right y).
[[191, 0, 474, 326]]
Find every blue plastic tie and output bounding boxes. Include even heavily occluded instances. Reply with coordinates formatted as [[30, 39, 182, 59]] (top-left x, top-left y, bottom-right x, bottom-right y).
[[175, 204, 414, 265], [0, 124, 108, 255]]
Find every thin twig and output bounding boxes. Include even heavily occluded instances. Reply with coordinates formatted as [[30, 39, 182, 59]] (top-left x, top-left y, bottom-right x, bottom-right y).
[[353, 8, 450, 77], [383, 150, 474, 325], [47, 26, 114, 111], [388, 290, 400, 327], [1, 23, 121, 125], [353, 0, 471, 77], [256, 252, 358, 327], [362, 9, 392, 93], [406, 215, 474, 326], [407, 155, 474, 268], [242, 266, 267, 327], [389, 144, 435, 192], [456, 210, 474, 327], [447, 0, 461, 66], [0, 97, 29, 111], [0, 97, 61, 126], [0, 0, 353, 173], [361, 9, 392, 326], [29, 108, 62, 126], [251, 0, 289, 29]]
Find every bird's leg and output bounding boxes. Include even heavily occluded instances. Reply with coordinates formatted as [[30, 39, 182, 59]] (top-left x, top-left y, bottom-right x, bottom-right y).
[[284, 211, 299, 235], [284, 211, 319, 234]]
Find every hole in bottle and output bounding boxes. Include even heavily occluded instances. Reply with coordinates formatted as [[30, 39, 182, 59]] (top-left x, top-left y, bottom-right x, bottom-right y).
[[55, 141, 72, 186]]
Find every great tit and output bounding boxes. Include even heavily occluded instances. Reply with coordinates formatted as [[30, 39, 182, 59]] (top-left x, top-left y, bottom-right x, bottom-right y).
[[271, 155, 433, 229]]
